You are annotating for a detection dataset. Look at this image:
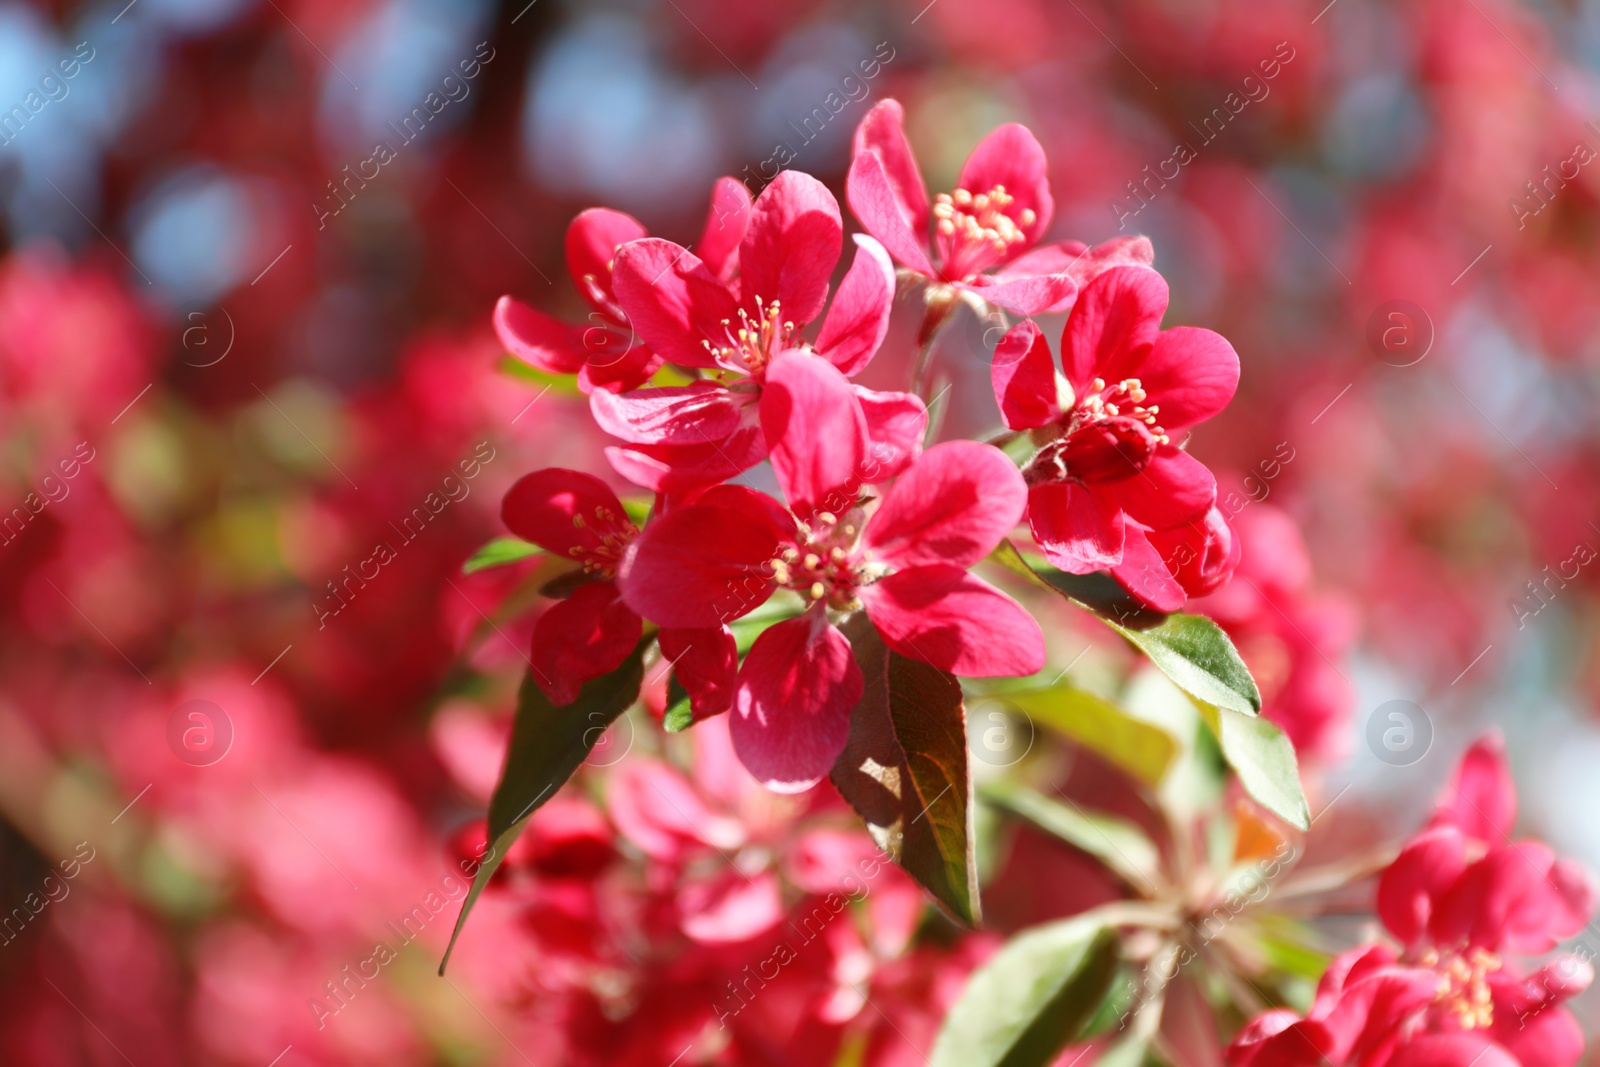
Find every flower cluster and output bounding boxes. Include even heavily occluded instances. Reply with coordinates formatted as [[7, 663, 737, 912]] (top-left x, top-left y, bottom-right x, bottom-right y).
[[1229, 734, 1597, 1067], [497, 102, 1245, 791]]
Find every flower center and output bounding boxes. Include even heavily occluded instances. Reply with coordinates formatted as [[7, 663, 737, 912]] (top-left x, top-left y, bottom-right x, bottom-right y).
[[570, 504, 638, 580], [1024, 377, 1169, 486], [1422, 947, 1501, 1030], [702, 297, 798, 378], [932, 184, 1036, 279], [765, 510, 886, 612]]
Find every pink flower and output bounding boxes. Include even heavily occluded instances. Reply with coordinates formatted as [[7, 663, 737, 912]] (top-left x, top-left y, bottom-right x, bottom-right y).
[[1111, 503, 1241, 613], [848, 98, 1153, 315], [501, 468, 736, 710], [992, 266, 1239, 587], [599, 170, 923, 493], [1228, 735, 1597, 1067], [493, 176, 752, 394], [616, 372, 1044, 791]]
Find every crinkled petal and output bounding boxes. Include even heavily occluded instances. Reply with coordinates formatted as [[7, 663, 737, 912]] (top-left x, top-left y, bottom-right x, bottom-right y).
[[493, 295, 588, 375], [1377, 825, 1470, 947], [678, 867, 785, 943], [565, 207, 648, 314], [991, 319, 1060, 430], [762, 351, 869, 519], [611, 238, 738, 369], [602, 419, 768, 494], [855, 386, 927, 482], [851, 99, 930, 238], [731, 613, 861, 793], [960, 273, 1078, 316], [1111, 525, 1187, 613], [1098, 448, 1217, 529], [1061, 265, 1169, 395], [589, 381, 746, 446], [1028, 480, 1126, 573], [529, 582, 641, 706], [957, 122, 1053, 249], [617, 489, 791, 628], [815, 235, 896, 376], [660, 625, 738, 721], [1437, 841, 1596, 954], [697, 176, 753, 282], [864, 441, 1025, 570], [859, 565, 1044, 677], [1433, 732, 1517, 843], [847, 149, 936, 276], [739, 170, 842, 326]]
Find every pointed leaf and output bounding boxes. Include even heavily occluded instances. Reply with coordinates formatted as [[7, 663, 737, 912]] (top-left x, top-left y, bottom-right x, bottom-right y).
[[462, 536, 541, 575], [931, 918, 1119, 1067], [1113, 615, 1261, 717], [830, 615, 980, 926], [992, 686, 1178, 788], [980, 781, 1161, 891], [1212, 707, 1309, 831], [440, 640, 647, 972]]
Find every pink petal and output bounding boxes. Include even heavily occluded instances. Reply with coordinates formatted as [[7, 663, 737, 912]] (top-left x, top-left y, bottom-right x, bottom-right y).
[[998, 235, 1156, 291], [500, 468, 628, 556], [679, 867, 784, 944], [847, 149, 936, 276], [696, 176, 753, 282], [739, 170, 843, 327], [864, 441, 1026, 570], [959, 272, 1078, 316], [1497, 1005, 1586, 1067], [859, 566, 1045, 677], [574, 336, 662, 395], [611, 238, 738, 369], [1438, 842, 1596, 954], [529, 582, 641, 706], [851, 99, 930, 239], [493, 295, 588, 375], [761, 351, 869, 519], [1227, 1010, 1334, 1067], [1060, 265, 1168, 395], [565, 207, 648, 314], [1376, 825, 1470, 947], [1110, 525, 1188, 613], [1146, 505, 1240, 599], [659, 625, 738, 720], [1098, 448, 1217, 529], [815, 235, 896, 376], [731, 613, 862, 794], [617, 488, 791, 628], [991, 320, 1060, 430], [1127, 325, 1241, 431], [589, 381, 746, 445], [957, 123, 1053, 249], [607, 759, 746, 862], [602, 419, 768, 494], [1433, 732, 1517, 843], [1385, 1035, 1517, 1067], [854, 386, 928, 482], [1028, 480, 1126, 573]]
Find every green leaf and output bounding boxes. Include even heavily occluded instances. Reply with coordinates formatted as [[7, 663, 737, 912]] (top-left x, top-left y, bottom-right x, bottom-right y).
[[980, 781, 1161, 892], [462, 536, 541, 575], [930, 918, 1119, 1067], [1111, 614, 1260, 717], [989, 541, 1260, 716], [988, 540, 1167, 629], [830, 616, 980, 926], [439, 641, 647, 972], [989, 686, 1178, 788], [1213, 708, 1310, 831]]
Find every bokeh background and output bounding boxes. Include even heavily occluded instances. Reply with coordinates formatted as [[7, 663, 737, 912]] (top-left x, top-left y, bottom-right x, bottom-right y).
[[1, 0, 1599, 1062]]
